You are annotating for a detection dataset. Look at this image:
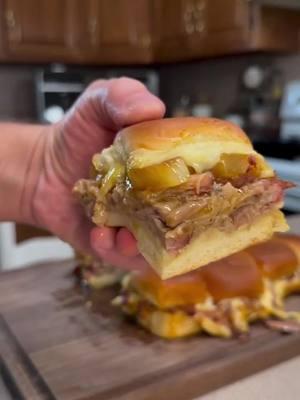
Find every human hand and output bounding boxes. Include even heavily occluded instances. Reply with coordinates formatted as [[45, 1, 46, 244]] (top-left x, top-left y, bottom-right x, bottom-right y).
[[31, 78, 165, 270]]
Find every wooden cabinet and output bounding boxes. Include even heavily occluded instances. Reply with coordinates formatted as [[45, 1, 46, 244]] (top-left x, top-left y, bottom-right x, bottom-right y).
[[187, 0, 251, 58], [0, 0, 300, 65], [153, 0, 192, 62], [95, 0, 152, 63], [250, 5, 300, 52], [154, 0, 252, 62], [2, 0, 153, 64], [66, 0, 95, 57], [3, 0, 75, 62], [15, 224, 51, 243], [69, 0, 153, 64], [154, 0, 251, 62], [155, 0, 300, 62]]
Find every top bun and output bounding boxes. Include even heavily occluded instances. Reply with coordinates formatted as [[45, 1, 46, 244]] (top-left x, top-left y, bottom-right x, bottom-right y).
[[118, 117, 251, 151], [111, 118, 272, 176]]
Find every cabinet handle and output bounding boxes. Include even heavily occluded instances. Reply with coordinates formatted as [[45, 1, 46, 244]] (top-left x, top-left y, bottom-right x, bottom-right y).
[[185, 21, 194, 35], [186, 1, 193, 13], [129, 30, 152, 48], [184, 2, 194, 35], [193, 0, 205, 34], [195, 19, 205, 33], [5, 9, 21, 42], [140, 34, 152, 48], [5, 10, 16, 30], [195, 0, 205, 12], [88, 17, 97, 35]]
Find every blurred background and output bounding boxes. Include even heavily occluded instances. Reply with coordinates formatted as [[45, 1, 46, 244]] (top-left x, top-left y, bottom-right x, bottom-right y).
[[1, 0, 300, 271]]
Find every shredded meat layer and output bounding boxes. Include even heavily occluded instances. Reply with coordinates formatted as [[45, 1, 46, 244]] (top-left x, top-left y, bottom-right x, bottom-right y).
[[74, 174, 292, 253]]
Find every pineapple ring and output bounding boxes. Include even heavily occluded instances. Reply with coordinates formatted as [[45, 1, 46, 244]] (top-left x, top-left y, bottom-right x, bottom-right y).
[[128, 158, 190, 191]]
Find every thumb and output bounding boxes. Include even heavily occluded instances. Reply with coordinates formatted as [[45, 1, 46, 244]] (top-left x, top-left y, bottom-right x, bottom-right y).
[[95, 77, 165, 129], [55, 77, 165, 182]]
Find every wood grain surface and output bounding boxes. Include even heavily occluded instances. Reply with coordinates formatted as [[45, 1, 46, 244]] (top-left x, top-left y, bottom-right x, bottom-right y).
[[0, 216, 300, 400]]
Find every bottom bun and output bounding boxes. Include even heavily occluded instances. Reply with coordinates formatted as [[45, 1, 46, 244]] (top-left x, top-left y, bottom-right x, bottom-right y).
[[110, 209, 288, 279], [277, 234, 300, 262]]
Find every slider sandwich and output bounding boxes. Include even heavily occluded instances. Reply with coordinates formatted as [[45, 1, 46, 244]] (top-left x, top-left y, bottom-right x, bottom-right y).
[[113, 235, 300, 339], [74, 252, 124, 289], [74, 118, 291, 279]]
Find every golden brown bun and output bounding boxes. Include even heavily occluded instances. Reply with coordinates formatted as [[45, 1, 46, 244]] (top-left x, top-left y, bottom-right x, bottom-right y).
[[275, 234, 300, 263], [108, 209, 288, 279], [117, 117, 251, 151], [131, 251, 264, 307], [132, 268, 207, 309], [131, 236, 300, 308], [77, 235, 299, 299], [246, 238, 298, 280], [201, 251, 263, 301], [111, 117, 273, 175]]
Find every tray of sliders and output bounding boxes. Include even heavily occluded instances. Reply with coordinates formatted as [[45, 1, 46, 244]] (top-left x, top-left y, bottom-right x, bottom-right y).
[[0, 231, 299, 400]]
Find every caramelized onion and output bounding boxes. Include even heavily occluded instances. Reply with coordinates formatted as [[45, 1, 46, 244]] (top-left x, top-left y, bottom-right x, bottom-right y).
[[100, 164, 125, 196]]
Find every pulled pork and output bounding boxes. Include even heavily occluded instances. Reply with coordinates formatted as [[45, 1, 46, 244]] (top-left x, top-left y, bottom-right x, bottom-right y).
[[74, 173, 293, 253]]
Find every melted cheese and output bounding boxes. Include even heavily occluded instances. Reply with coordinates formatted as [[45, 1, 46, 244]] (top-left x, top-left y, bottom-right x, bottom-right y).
[[95, 141, 274, 179], [128, 141, 258, 172]]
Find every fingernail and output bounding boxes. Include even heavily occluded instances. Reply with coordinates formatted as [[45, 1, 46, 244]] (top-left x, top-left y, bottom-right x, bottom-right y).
[[125, 92, 163, 111], [90, 227, 114, 251]]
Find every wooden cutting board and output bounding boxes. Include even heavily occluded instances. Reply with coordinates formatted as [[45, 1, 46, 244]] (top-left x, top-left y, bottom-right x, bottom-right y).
[[0, 262, 300, 400], [0, 216, 300, 400]]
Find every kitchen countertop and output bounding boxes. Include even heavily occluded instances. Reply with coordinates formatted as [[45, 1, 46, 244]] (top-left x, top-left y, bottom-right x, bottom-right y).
[[1, 215, 299, 400], [198, 215, 300, 400], [199, 356, 300, 400]]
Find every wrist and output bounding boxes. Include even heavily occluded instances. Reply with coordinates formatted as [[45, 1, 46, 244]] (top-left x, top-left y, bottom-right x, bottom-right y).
[[20, 126, 48, 224], [0, 123, 47, 223]]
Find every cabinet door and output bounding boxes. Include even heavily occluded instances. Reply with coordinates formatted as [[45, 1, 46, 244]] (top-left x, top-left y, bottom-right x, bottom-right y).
[[205, 0, 248, 32], [99, 0, 153, 63], [3, 0, 153, 64], [4, 0, 74, 61], [62, 0, 152, 64], [188, 0, 250, 57], [73, 0, 153, 65], [250, 5, 300, 52], [66, 0, 96, 59], [153, 0, 193, 62]]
